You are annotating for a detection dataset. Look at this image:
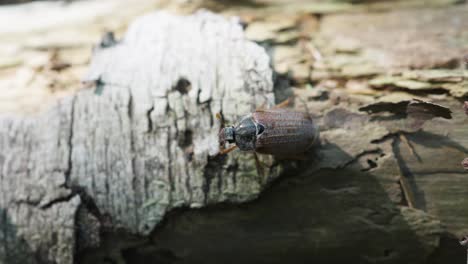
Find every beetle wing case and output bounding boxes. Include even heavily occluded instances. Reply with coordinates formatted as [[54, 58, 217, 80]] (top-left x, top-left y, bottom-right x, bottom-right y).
[[252, 109, 319, 156]]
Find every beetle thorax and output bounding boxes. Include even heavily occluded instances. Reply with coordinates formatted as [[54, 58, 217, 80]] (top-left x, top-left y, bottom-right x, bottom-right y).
[[234, 115, 257, 151]]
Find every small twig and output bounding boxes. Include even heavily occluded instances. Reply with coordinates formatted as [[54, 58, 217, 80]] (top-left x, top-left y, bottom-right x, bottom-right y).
[[399, 133, 418, 160], [399, 176, 415, 209]]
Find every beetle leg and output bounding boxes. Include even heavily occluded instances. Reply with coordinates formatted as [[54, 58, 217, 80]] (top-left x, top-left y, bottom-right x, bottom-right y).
[[254, 152, 265, 177], [273, 97, 292, 109], [219, 145, 238, 155]]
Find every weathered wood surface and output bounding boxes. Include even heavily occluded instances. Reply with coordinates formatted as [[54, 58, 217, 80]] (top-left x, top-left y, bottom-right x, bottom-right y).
[[1, 2, 468, 264], [0, 0, 159, 115], [1, 11, 278, 264], [79, 10, 278, 232]]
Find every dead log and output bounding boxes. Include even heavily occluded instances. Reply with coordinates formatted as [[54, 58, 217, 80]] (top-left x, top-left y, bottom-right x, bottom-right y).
[[0, 9, 462, 264], [0, 10, 277, 264]]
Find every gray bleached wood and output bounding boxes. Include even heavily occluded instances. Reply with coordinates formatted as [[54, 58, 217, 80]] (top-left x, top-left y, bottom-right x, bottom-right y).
[[81, 10, 278, 234], [0, 10, 278, 263], [0, 97, 79, 264]]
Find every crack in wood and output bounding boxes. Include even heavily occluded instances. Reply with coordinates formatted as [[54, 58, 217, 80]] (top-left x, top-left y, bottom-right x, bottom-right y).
[[40, 193, 77, 210]]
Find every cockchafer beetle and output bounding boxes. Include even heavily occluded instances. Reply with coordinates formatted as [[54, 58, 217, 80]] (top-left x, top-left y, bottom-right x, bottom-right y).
[[217, 99, 319, 159]]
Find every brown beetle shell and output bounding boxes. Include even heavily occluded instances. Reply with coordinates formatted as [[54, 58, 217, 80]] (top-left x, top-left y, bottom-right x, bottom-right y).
[[253, 109, 319, 156]]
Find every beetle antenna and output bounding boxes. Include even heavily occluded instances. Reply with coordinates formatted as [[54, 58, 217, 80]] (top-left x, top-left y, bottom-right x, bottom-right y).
[[216, 112, 225, 128], [273, 97, 294, 109], [219, 145, 238, 155]]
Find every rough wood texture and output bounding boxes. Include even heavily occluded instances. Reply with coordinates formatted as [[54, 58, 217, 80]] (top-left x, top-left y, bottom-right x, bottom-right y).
[[80, 10, 278, 233], [0, 5, 466, 264], [0, 98, 79, 264], [0, 11, 277, 263], [0, 0, 180, 116], [80, 103, 447, 264]]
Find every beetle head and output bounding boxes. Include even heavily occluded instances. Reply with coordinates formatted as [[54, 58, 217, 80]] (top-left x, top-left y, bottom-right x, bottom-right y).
[[219, 126, 235, 146]]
